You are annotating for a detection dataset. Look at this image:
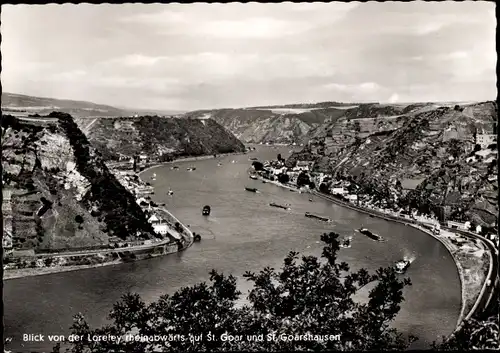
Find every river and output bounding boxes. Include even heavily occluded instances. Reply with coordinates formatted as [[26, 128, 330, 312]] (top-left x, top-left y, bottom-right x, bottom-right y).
[[4, 146, 461, 351]]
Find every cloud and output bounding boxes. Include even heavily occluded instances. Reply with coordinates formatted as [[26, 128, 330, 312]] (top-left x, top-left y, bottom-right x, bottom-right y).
[[388, 93, 399, 103]]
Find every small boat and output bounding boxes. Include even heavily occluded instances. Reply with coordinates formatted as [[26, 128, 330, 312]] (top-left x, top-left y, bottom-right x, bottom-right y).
[[250, 175, 258, 180], [186, 167, 196, 171], [168, 188, 174, 196], [171, 166, 179, 170], [249, 157, 258, 161], [270, 202, 290, 210], [357, 228, 384, 242], [339, 236, 352, 248], [231, 160, 236, 164], [217, 162, 222, 167], [245, 187, 258, 193], [394, 259, 411, 274], [202, 205, 211, 216], [369, 215, 375, 218], [151, 173, 156, 181], [309, 198, 313, 202], [305, 212, 331, 222], [262, 180, 267, 183], [193, 232, 201, 242]]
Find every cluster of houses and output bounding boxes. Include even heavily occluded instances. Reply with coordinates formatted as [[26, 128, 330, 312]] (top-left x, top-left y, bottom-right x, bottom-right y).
[[135, 197, 182, 241]]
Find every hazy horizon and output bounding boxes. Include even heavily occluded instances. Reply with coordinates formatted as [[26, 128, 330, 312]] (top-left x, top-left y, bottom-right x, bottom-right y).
[[2, 2, 496, 111]]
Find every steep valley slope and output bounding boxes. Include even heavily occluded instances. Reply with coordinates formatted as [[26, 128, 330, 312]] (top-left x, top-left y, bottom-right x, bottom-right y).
[[186, 106, 348, 144], [2, 113, 157, 252], [287, 101, 498, 228], [86, 116, 246, 161]]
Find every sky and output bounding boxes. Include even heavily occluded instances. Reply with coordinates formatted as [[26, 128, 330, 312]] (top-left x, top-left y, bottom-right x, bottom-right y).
[[1, 2, 497, 111]]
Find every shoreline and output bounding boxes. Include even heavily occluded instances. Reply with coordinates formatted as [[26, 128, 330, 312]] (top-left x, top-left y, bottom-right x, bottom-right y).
[[253, 174, 474, 331]]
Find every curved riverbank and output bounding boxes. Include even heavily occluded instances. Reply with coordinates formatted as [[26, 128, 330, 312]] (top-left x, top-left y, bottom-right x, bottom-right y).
[[252, 174, 482, 332]]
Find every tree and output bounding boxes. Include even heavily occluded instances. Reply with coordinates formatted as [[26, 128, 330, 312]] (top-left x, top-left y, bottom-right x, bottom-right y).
[[58, 232, 417, 353], [252, 161, 264, 171], [296, 171, 310, 187], [277, 173, 290, 184], [433, 316, 499, 350]]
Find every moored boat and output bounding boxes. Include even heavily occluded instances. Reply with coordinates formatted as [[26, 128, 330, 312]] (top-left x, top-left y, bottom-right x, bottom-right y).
[[250, 175, 258, 180]]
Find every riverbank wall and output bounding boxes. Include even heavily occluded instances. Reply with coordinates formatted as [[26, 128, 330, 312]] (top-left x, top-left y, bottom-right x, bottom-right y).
[[3, 238, 180, 281]]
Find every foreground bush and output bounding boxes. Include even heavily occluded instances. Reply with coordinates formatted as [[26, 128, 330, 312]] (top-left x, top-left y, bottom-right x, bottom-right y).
[[54, 232, 418, 352]]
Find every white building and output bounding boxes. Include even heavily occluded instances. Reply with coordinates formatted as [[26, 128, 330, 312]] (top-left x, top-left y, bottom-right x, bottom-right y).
[[447, 221, 468, 230], [293, 161, 312, 172], [347, 194, 358, 202], [476, 133, 497, 148], [153, 224, 169, 235], [331, 187, 347, 195]]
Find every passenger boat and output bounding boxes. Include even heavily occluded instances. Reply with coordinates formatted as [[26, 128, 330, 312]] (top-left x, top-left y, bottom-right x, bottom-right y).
[[202, 205, 211, 216], [245, 187, 258, 193], [339, 236, 352, 248], [394, 259, 411, 274], [357, 228, 384, 242], [269, 202, 290, 210], [305, 212, 331, 222]]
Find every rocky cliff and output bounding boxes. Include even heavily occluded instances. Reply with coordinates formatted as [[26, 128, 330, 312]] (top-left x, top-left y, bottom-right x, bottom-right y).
[[288, 101, 498, 227], [2, 113, 156, 252], [86, 116, 245, 161], [186, 107, 347, 144]]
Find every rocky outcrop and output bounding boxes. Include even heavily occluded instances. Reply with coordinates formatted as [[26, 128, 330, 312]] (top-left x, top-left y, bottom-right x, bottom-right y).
[[1, 113, 156, 252], [288, 101, 498, 228], [86, 116, 245, 161]]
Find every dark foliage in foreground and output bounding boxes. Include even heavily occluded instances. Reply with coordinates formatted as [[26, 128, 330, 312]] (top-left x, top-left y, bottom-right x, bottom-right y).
[[55, 232, 418, 352]]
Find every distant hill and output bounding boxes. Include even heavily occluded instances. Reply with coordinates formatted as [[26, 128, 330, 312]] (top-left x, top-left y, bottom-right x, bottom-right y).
[[87, 116, 246, 161], [1, 92, 184, 118], [185, 107, 348, 144]]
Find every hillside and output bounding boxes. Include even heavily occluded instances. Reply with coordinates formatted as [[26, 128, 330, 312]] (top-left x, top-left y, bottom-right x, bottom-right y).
[[2, 113, 156, 252], [287, 101, 498, 227], [1, 92, 184, 118], [185, 107, 347, 144], [86, 116, 246, 161]]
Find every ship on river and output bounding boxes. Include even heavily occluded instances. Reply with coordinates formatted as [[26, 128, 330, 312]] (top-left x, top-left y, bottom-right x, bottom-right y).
[[357, 228, 385, 242], [245, 187, 258, 193], [202, 205, 211, 216], [305, 212, 331, 222], [270, 202, 290, 210], [394, 258, 411, 274]]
